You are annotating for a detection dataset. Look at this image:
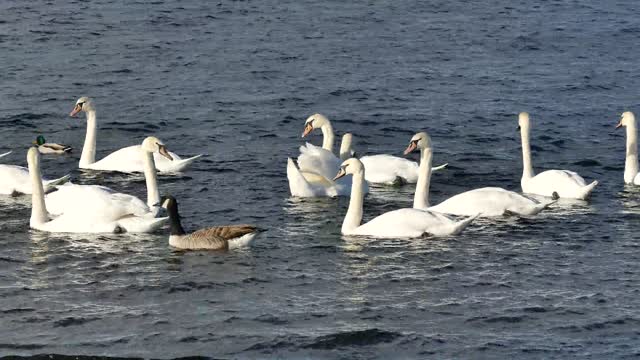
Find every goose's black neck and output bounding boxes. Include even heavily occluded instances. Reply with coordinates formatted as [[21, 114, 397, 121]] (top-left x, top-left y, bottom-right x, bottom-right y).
[[166, 199, 186, 236]]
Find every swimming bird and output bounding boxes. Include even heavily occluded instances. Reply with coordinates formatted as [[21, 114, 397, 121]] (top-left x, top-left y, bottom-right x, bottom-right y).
[[161, 195, 263, 250], [404, 132, 554, 217], [33, 135, 72, 154], [334, 157, 476, 238], [70, 97, 202, 173], [616, 111, 640, 185], [27, 147, 166, 233], [518, 112, 598, 200]]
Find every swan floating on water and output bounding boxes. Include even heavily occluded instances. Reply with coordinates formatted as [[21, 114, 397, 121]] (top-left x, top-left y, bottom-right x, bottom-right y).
[[0, 150, 70, 196], [71, 97, 202, 173], [162, 195, 263, 250], [404, 132, 554, 217], [616, 111, 640, 185], [518, 112, 598, 200], [27, 147, 167, 233], [302, 113, 447, 185], [334, 156, 476, 238]]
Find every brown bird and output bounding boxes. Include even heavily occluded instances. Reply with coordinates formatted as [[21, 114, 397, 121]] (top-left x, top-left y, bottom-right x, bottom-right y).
[[161, 195, 264, 250]]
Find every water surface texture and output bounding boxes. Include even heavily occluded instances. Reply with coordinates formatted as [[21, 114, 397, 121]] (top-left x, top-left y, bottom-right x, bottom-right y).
[[1, 0, 640, 358]]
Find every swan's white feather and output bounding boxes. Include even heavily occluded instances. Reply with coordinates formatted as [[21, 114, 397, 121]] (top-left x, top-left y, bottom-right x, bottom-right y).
[[0, 165, 69, 195], [428, 187, 552, 216], [522, 170, 597, 200], [360, 155, 419, 184], [82, 145, 200, 173], [347, 208, 475, 238]]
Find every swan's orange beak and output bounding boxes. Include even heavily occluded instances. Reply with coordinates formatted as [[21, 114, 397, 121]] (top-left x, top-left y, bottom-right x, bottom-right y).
[[333, 167, 346, 181], [70, 104, 82, 117], [403, 142, 417, 155], [158, 145, 173, 161], [302, 123, 313, 138], [616, 120, 623, 129]]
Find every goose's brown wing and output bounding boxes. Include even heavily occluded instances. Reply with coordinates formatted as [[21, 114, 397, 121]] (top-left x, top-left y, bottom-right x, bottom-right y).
[[186, 224, 258, 250]]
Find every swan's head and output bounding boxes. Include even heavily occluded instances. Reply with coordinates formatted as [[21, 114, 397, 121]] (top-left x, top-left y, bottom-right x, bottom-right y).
[[403, 132, 432, 155], [333, 158, 364, 180], [302, 113, 330, 138], [70, 97, 94, 117], [33, 135, 46, 146], [616, 111, 636, 129], [517, 112, 530, 131], [141, 136, 173, 160]]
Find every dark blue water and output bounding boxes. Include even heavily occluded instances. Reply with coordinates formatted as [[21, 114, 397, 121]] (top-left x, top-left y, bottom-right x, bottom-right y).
[[1, 0, 640, 358]]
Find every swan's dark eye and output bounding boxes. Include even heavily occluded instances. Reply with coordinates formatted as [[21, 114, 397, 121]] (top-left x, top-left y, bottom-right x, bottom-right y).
[[77, 102, 84, 107]]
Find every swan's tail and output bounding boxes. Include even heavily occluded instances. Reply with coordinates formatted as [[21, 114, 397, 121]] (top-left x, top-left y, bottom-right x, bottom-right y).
[[160, 154, 203, 173], [287, 158, 313, 197], [578, 180, 598, 200], [432, 163, 448, 171], [0, 151, 11, 160], [450, 213, 479, 235], [528, 199, 556, 215], [43, 174, 71, 191]]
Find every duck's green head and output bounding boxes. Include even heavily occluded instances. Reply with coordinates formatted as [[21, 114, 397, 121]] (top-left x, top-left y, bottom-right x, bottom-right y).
[[34, 135, 46, 146]]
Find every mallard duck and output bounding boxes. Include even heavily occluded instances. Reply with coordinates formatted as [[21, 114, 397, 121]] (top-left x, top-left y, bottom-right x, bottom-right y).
[[33, 135, 72, 154]]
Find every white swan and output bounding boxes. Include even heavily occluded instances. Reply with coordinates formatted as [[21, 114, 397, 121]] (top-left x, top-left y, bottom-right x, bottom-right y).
[[301, 113, 446, 185], [71, 97, 202, 173], [45, 137, 172, 231], [518, 112, 598, 199], [0, 152, 70, 195], [27, 147, 167, 233], [334, 157, 476, 238], [616, 111, 640, 185], [404, 132, 553, 217], [162, 195, 263, 250]]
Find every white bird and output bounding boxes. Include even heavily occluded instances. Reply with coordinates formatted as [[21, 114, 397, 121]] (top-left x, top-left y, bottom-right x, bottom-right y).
[[334, 157, 476, 238], [301, 113, 447, 185], [71, 97, 202, 173], [404, 132, 554, 217], [161, 195, 263, 250], [518, 112, 598, 200], [616, 111, 640, 185], [27, 147, 167, 233], [0, 151, 70, 195], [46, 136, 172, 226]]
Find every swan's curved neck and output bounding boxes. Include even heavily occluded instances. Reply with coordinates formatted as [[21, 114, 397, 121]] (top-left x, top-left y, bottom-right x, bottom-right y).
[[80, 110, 97, 167], [624, 123, 639, 183], [342, 171, 365, 233], [142, 150, 160, 209], [339, 134, 353, 160], [167, 203, 186, 236], [413, 148, 433, 209], [321, 123, 335, 153], [29, 154, 49, 225], [520, 125, 535, 180]]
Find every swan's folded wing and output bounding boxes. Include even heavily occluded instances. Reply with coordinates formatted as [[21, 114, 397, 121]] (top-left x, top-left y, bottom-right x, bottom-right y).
[[355, 208, 457, 238], [360, 155, 418, 183], [297, 143, 341, 179], [88, 145, 144, 172]]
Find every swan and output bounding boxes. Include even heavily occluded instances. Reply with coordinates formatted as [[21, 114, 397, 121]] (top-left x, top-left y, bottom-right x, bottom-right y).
[[45, 137, 172, 229], [404, 132, 554, 216], [334, 157, 476, 238], [616, 111, 640, 185], [518, 112, 598, 199], [27, 147, 167, 233], [70, 97, 202, 173], [0, 151, 11, 160], [0, 151, 70, 195], [33, 135, 72, 154], [161, 195, 263, 250], [302, 113, 446, 184]]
